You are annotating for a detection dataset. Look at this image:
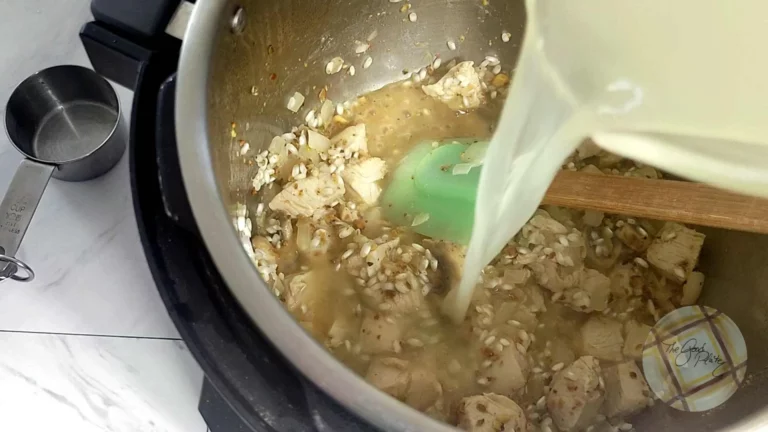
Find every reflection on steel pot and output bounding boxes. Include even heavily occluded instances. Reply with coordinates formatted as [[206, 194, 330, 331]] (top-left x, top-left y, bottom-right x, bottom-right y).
[[0, 65, 126, 282]]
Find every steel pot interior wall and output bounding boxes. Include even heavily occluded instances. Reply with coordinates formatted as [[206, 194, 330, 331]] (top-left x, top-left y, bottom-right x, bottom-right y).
[[203, 0, 768, 430]]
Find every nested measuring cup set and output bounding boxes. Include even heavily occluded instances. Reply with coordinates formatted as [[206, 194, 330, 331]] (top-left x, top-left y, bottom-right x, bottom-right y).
[[0, 66, 127, 282]]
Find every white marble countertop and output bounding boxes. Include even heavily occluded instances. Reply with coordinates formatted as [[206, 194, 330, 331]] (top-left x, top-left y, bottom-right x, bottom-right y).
[[0, 1, 207, 431]]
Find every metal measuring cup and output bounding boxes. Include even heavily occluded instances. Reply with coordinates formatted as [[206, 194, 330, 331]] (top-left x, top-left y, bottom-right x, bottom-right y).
[[0, 65, 127, 282]]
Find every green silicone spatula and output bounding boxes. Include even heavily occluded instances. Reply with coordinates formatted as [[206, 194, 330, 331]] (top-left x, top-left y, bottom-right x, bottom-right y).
[[381, 139, 488, 244]]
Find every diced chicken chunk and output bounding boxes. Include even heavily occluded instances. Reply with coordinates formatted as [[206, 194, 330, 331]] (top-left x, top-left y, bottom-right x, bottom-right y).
[[582, 210, 604, 227], [331, 123, 368, 155], [251, 236, 278, 262], [541, 206, 577, 226], [365, 357, 411, 400], [578, 269, 611, 312], [597, 151, 624, 168], [547, 356, 604, 432], [530, 260, 581, 292], [359, 310, 403, 354], [365, 358, 443, 412], [424, 240, 466, 293], [457, 394, 529, 432], [495, 301, 539, 330], [337, 202, 361, 223], [580, 164, 604, 175], [528, 214, 569, 234], [586, 238, 623, 271], [284, 271, 314, 310], [327, 315, 359, 348], [269, 173, 345, 217], [523, 284, 548, 313], [616, 224, 652, 252], [602, 361, 651, 417], [502, 267, 530, 286], [608, 264, 643, 298], [549, 338, 577, 366], [422, 61, 484, 110], [483, 343, 530, 394], [623, 320, 651, 360], [361, 282, 426, 315], [627, 166, 661, 179], [580, 317, 624, 362], [295, 218, 332, 257], [364, 238, 400, 277], [341, 157, 387, 204], [518, 211, 584, 270], [307, 129, 331, 152], [405, 366, 443, 412], [283, 271, 337, 337], [559, 269, 611, 313], [646, 222, 705, 283], [576, 140, 602, 160]]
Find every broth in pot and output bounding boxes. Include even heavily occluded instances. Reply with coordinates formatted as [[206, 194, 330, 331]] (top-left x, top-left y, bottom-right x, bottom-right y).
[[235, 57, 706, 432]]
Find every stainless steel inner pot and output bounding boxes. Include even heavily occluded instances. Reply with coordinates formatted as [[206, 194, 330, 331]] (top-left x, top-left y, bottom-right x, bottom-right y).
[[175, 1, 768, 430]]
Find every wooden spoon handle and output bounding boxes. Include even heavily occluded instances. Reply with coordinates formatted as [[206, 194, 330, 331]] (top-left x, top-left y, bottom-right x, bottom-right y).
[[544, 170, 768, 234]]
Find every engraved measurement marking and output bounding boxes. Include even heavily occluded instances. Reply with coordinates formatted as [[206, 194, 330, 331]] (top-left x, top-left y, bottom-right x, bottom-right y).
[[1, 199, 29, 235]]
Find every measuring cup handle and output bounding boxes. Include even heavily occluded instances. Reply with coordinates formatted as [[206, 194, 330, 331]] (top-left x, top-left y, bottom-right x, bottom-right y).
[[0, 160, 55, 281]]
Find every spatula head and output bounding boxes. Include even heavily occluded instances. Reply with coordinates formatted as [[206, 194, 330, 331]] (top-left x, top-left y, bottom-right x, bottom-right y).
[[381, 139, 486, 244]]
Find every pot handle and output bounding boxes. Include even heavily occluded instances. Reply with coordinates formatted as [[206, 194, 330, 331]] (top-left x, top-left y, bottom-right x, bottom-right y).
[[0, 160, 55, 282], [80, 0, 189, 90], [91, 0, 186, 39]]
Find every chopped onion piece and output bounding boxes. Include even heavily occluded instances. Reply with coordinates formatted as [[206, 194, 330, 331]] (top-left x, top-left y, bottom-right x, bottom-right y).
[[412, 213, 430, 227], [325, 57, 344, 75], [461, 141, 489, 165], [269, 136, 286, 153], [354, 41, 370, 54], [286, 92, 305, 112], [298, 145, 319, 163], [319, 100, 335, 127], [307, 130, 331, 151], [452, 163, 475, 175]]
